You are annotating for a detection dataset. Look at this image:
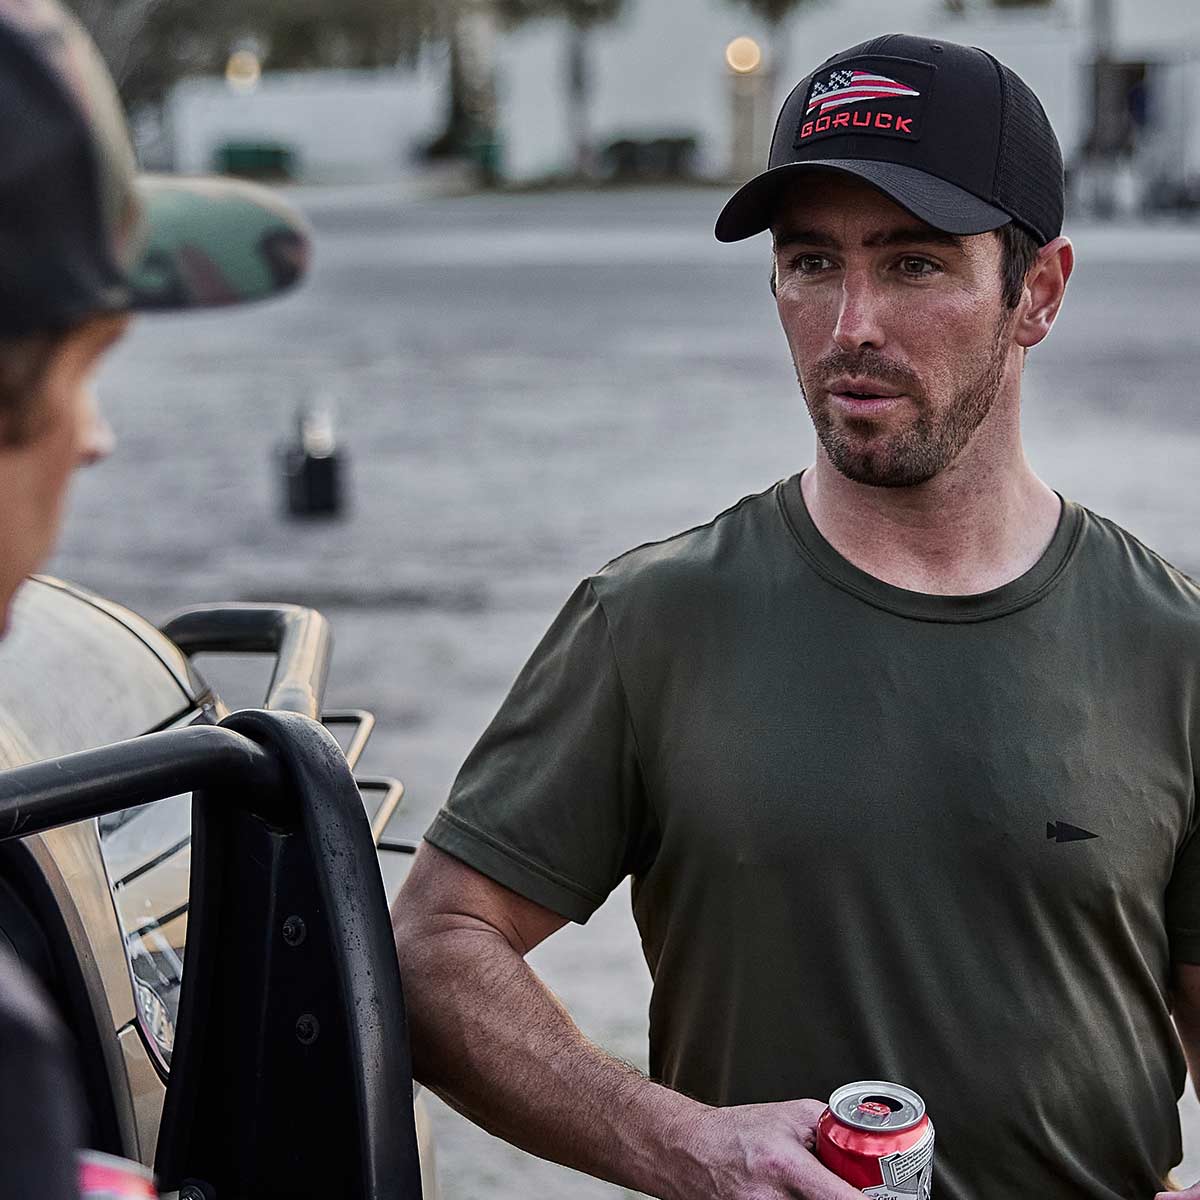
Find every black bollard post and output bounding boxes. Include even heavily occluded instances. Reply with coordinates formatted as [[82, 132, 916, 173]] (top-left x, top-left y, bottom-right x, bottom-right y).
[[279, 405, 346, 519]]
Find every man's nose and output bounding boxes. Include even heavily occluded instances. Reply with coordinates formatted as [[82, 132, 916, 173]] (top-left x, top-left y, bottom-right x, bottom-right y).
[[78, 412, 115, 467], [832, 276, 886, 351]]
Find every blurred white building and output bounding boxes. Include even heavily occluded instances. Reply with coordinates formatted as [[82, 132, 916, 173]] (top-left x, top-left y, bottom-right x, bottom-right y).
[[167, 59, 446, 181], [165, 0, 1200, 197]]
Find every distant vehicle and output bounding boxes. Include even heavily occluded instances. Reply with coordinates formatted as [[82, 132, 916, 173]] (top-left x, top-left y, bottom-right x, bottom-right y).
[[0, 576, 435, 1198]]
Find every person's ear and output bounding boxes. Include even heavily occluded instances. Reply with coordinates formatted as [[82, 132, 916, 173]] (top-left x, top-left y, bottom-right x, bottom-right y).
[[1014, 236, 1073, 350]]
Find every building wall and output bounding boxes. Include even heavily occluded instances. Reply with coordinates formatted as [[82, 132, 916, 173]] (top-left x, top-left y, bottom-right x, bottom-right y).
[[1106, 0, 1200, 59], [168, 60, 445, 180]]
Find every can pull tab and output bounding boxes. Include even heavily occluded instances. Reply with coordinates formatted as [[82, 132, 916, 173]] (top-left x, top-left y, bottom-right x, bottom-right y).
[[855, 1100, 893, 1125]]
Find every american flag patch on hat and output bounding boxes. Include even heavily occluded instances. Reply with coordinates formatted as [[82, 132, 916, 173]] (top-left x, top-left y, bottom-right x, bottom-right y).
[[807, 68, 921, 116]]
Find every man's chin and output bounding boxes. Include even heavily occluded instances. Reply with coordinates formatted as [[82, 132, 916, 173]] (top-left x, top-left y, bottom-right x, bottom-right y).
[[822, 441, 942, 489], [809, 408, 930, 488]]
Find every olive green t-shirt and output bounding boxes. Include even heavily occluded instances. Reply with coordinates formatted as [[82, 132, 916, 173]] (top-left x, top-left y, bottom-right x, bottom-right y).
[[427, 474, 1200, 1199]]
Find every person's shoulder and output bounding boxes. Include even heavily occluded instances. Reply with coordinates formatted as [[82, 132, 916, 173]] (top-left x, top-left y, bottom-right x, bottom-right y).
[[589, 479, 789, 610], [1076, 502, 1200, 615]]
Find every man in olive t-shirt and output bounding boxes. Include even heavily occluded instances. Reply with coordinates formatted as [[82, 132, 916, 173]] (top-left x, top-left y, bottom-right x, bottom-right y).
[[394, 35, 1200, 1200]]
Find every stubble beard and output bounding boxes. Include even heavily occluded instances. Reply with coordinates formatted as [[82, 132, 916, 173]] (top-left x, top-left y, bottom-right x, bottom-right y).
[[797, 316, 1011, 489]]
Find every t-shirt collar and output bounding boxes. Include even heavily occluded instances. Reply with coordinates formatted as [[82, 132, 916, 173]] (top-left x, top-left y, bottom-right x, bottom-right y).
[[778, 470, 1083, 623]]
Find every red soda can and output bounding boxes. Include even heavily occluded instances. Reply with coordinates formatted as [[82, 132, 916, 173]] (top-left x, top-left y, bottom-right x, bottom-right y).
[[815, 1080, 934, 1199], [78, 1150, 159, 1199]]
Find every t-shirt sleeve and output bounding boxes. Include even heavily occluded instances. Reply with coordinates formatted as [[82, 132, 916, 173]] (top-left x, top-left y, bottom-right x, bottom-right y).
[[424, 578, 654, 924], [1167, 807, 1200, 964]]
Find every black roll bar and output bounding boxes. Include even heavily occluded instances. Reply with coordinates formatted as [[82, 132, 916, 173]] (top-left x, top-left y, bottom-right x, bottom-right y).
[[0, 725, 284, 838], [0, 712, 422, 1200], [160, 604, 332, 719]]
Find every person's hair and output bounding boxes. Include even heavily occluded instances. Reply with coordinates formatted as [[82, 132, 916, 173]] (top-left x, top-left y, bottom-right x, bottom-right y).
[[996, 220, 1042, 310], [0, 332, 67, 446], [768, 219, 1045, 307]]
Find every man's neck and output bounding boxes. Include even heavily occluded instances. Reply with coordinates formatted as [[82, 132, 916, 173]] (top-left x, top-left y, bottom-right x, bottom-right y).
[[800, 452, 1062, 597]]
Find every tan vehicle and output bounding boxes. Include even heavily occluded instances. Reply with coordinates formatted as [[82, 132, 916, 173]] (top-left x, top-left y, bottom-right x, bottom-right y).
[[0, 577, 435, 1199]]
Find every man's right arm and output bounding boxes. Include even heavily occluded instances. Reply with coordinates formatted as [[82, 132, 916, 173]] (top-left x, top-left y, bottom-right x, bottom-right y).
[[391, 843, 864, 1200]]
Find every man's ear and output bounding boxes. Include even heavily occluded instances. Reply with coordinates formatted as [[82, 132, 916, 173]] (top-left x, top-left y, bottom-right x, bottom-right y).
[[0, 334, 59, 447], [769, 262, 777, 298], [1014, 236, 1073, 350]]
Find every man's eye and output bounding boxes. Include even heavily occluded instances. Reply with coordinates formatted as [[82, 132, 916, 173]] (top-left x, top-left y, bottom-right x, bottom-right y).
[[791, 254, 831, 274], [898, 256, 939, 277]]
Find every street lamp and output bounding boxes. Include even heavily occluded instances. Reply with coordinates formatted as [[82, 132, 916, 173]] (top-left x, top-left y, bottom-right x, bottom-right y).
[[225, 50, 262, 94], [726, 36, 763, 75], [726, 37, 767, 180]]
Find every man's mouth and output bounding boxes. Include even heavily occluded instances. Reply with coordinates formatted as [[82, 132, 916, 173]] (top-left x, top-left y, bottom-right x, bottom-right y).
[[827, 376, 904, 400], [826, 378, 908, 414]]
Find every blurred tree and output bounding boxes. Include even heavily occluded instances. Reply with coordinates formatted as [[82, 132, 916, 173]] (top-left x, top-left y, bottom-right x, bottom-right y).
[[248, 0, 432, 71], [423, 0, 501, 179], [499, 0, 626, 177], [729, 0, 817, 103], [66, 0, 216, 107], [65, 0, 432, 109]]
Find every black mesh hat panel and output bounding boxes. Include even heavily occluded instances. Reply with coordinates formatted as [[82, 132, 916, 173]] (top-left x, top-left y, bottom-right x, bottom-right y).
[[716, 33, 1064, 246], [991, 58, 1065, 244]]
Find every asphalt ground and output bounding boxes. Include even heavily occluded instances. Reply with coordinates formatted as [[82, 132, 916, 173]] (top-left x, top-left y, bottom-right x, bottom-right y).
[[48, 186, 1200, 1197]]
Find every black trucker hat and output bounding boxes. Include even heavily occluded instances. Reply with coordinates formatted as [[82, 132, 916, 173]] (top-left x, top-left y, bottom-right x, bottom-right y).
[[716, 33, 1064, 246], [0, 0, 311, 337]]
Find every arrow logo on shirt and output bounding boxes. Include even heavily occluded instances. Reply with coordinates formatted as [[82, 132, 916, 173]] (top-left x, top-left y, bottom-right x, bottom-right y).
[[1046, 820, 1099, 843]]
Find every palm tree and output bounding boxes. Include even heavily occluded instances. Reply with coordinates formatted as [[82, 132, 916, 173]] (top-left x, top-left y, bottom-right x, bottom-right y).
[[424, 0, 501, 181], [501, 0, 626, 178], [731, 0, 818, 106], [66, 0, 427, 109]]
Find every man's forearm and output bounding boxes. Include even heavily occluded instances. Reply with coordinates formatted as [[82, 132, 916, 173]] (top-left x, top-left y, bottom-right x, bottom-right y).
[[1174, 988, 1200, 1087], [395, 918, 702, 1200], [392, 847, 858, 1200]]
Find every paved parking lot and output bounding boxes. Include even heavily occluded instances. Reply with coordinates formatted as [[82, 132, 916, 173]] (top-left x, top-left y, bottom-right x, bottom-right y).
[[49, 186, 1200, 1196]]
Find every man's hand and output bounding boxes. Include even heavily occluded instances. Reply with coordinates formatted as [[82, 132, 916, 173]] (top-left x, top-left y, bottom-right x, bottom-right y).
[[671, 1098, 865, 1200], [1155, 1183, 1195, 1198]]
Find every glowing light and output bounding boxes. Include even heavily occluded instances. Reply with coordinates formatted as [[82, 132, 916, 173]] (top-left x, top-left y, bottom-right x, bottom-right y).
[[725, 36, 762, 75], [225, 50, 262, 93]]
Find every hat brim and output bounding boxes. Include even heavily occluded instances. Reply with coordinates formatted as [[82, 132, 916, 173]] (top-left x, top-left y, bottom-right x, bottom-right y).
[[715, 160, 1013, 243], [127, 174, 312, 311]]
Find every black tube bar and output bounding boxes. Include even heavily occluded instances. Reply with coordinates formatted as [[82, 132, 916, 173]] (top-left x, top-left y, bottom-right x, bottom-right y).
[[322, 709, 376, 770], [159, 604, 331, 719], [0, 725, 285, 841]]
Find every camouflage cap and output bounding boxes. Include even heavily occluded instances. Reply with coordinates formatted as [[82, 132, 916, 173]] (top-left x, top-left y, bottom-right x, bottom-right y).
[[0, 0, 311, 337]]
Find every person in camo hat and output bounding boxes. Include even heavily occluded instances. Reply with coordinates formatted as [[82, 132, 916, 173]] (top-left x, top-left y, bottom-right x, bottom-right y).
[[396, 30, 1200, 1200], [0, 0, 311, 631], [0, 0, 312, 633], [0, 0, 310, 1192]]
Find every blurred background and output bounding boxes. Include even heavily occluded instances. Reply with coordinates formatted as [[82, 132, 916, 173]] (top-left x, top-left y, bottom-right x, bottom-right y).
[[52, 0, 1200, 1195], [67, 0, 1200, 210]]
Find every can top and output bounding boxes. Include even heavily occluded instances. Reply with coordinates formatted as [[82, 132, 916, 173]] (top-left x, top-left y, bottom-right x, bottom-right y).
[[828, 1080, 925, 1133]]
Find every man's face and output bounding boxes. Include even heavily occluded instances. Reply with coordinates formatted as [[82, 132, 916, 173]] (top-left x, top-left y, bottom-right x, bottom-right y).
[[772, 172, 1018, 488], [0, 313, 126, 632]]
